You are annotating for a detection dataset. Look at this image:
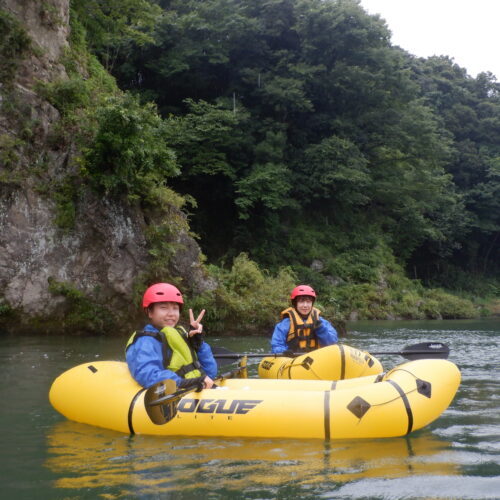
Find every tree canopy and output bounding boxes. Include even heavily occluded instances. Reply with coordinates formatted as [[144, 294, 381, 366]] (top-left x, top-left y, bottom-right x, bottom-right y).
[[73, 0, 499, 299]]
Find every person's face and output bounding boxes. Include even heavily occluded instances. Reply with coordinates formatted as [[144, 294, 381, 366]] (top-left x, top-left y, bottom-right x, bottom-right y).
[[148, 302, 180, 329], [296, 296, 313, 316]]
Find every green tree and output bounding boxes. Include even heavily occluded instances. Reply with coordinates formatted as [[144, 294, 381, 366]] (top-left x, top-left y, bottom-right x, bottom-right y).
[[72, 0, 499, 303], [409, 56, 500, 285], [84, 93, 179, 197], [70, 0, 162, 70]]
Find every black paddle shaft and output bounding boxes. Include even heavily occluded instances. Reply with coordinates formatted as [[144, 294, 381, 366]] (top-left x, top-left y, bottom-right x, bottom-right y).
[[211, 342, 450, 361]]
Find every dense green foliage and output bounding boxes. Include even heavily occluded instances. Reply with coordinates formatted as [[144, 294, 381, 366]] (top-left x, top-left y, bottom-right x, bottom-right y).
[[47, 278, 111, 333], [0, 9, 31, 84], [103, 0, 493, 271], [409, 59, 500, 292], [70, 0, 161, 71], [33, 0, 500, 326], [187, 253, 298, 333], [84, 94, 179, 197]]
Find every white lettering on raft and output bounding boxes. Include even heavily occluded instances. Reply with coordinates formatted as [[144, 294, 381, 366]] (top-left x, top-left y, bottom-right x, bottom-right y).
[[178, 399, 263, 414]]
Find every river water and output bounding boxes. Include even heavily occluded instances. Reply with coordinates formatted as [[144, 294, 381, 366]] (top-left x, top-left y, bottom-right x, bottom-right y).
[[0, 319, 499, 499]]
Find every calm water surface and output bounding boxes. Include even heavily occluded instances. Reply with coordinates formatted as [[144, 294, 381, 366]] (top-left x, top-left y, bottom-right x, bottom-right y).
[[0, 319, 499, 499]]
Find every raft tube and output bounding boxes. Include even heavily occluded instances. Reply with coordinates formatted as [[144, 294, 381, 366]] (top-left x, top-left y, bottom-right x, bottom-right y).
[[49, 359, 460, 440], [258, 344, 383, 380]]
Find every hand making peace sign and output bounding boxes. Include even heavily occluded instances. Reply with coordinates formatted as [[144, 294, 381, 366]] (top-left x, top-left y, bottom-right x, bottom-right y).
[[188, 308, 205, 337]]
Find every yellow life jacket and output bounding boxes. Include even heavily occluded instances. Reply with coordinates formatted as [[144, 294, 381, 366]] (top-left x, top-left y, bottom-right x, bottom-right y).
[[280, 306, 322, 352], [125, 326, 203, 379]]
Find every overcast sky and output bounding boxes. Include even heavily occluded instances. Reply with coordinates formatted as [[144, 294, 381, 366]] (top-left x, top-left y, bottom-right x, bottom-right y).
[[359, 0, 500, 78]]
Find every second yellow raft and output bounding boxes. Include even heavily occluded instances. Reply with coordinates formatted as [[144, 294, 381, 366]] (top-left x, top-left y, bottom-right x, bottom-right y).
[[258, 344, 383, 380]]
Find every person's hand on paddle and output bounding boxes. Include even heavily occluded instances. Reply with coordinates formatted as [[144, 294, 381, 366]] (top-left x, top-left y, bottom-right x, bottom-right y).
[[177, 374, 214, 391], [188, 309, 205, 337], [203, 375, 214, 389]]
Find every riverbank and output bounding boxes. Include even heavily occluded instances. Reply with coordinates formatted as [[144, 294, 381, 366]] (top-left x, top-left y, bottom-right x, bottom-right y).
[[485, 298, 500, 316], [181, 254, 495, 336]]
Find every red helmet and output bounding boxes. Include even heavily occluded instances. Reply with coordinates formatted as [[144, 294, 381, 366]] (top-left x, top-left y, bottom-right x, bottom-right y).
[[290, 285, 316, 301], [142, 283, 184, 309]]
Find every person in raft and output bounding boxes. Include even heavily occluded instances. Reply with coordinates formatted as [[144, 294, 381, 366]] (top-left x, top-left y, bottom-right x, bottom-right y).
[[271, 285, 338, 355], [126, 283, 217, 390]]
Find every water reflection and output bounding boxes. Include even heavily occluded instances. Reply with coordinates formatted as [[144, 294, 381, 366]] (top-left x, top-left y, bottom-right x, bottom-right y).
[[46, 421, 458, 497]]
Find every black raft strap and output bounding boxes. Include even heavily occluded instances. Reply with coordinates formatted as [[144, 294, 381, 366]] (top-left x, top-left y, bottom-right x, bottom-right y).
[[387, 379, 414, 435], [128, 387, 146, 435], [323, 390, 331, 440]]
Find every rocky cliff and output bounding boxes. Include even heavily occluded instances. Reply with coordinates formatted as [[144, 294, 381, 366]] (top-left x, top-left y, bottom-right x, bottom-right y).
[[0, 0, 211, 334]]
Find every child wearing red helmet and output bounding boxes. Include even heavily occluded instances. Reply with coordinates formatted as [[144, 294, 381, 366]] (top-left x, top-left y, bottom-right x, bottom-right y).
[[125, 283, 217, 390], [271, 285, 338, 354]]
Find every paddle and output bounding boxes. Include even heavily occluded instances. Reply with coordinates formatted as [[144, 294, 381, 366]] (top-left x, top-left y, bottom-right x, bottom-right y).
[[210, 342, 450, 361], [144, 358, 248, 425], [144, 379, 179, 424], [371, 341, 450, 360]]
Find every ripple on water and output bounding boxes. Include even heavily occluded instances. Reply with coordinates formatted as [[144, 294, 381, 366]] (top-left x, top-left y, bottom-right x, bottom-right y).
[[329, 475, 500, 499], [434, 424, 500, 440], [413, 449, 487, 465]]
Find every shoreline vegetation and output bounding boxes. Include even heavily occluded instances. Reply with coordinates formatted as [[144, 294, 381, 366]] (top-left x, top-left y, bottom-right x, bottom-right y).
[[1, 0, 498, 336], [185, 253, 489, 337]]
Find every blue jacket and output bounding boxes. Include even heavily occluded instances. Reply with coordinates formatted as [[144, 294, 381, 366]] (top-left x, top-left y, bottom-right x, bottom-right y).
[[126, 324, 218, 388], [271, 316, 338, 353]]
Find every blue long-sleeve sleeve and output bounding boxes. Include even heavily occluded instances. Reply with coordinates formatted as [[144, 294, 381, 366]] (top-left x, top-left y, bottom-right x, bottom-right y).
[[271, 318, 292, 353], [197, 341, 218, 379], [126, 335, 182, 388], [315, 317, 338, 345], [270, 317, 338, 353]]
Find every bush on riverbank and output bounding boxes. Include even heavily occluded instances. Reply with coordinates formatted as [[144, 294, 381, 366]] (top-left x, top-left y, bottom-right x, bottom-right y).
[[186, 253, 297, 334], [184, 253, 480, 335]]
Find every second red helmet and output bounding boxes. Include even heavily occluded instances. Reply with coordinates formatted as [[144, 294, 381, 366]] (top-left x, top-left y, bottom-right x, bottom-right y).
[[142, 283, 184, 308], [290, 285, 316, 300]]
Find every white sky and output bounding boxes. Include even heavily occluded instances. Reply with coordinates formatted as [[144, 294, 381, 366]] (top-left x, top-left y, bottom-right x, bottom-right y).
[[359, 0, 500, 78]]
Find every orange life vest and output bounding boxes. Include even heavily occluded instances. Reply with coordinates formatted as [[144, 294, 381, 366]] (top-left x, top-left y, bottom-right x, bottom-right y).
[[280, 306, 322, 352]]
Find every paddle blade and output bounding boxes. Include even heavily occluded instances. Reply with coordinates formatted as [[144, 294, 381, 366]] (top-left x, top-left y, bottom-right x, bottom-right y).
[[144, 379, 178, 425], [400, 342, 450, 360]]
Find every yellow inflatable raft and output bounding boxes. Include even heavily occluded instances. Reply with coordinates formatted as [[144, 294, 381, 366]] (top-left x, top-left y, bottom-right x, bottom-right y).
[[258, 344, 383, 380], [49, 358, 460, 440]]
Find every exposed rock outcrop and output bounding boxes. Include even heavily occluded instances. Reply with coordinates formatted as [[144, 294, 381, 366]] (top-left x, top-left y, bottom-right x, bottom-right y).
[[0, 0, 211, 334]]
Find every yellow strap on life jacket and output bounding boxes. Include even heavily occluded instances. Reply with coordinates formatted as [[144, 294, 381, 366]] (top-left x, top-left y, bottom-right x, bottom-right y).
[[125, 332, 135, 352], [280, 307, 321, 350]]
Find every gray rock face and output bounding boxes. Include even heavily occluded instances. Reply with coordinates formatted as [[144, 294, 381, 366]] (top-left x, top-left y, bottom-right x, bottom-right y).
[[0, 0, 210, 333], [1, 0, 69, 83], [0, 186, 147, 313]]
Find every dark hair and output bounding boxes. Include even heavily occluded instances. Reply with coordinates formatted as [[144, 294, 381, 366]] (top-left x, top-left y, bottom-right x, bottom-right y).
[[146, 301, 182, 315]]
